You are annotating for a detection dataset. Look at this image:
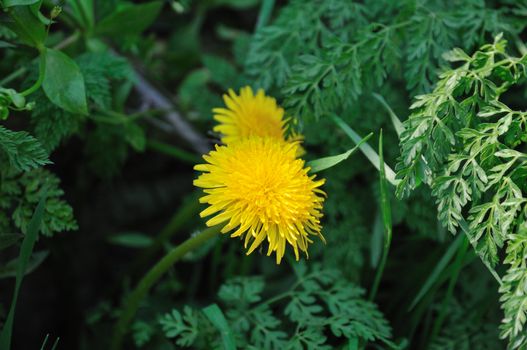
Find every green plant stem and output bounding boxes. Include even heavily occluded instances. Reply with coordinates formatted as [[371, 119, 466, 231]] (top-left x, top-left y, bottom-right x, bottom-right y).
[[428, 236, 469, 344], [135, 192, 202, 269], [20, 51, 46, 97], [53, 31, 81, 50], [0, 28, 82, 88], [91, 108, 175, 125], [191, 4, 206, 34], [0, 32, 80, 89], [0, 67, 27, 87], [0, 191, 47, 350], [147, 139, 202, 165], [110, 225, 222, 350]]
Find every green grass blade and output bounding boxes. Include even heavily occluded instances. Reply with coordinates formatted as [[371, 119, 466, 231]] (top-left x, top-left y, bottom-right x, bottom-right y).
[[378, 130, 393, 241], [107, 232, 153, 249], [0, 190, 47, 350], [372, 93, 404, 137], [202, 304, 236, 350], [0, 250, 49, 279], [50, 337, 60, 350], [370, 211, 383, 268], [331, 114, 398, 186], [429, 236, 470, 344], [256, 0, 275, 30], [348, 338, 359, 350], [307, 132, 373, 172], [408, 234, 463, 311], [40, 334, 49, 350], [0, 233, 23, 251], [369, 130, 393, 301], [147, 139, 201, 164]]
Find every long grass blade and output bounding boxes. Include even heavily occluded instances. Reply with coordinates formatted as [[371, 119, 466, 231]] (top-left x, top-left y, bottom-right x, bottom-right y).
[[372, 93, 404, 137], [429, 237, 470, 343], [256, 0, 275, 30], [369, 130, 393, 301], [40, 334, 49, 350], [408, 234, 463, 310], [50, 337, 60, 350], [307, 132, 373, 172], [331, 114, 398, 186], [0, 191, 47, 350]]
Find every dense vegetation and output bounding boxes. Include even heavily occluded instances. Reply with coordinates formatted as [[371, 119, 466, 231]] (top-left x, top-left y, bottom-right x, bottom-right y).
[[1, 0, 526, 349]]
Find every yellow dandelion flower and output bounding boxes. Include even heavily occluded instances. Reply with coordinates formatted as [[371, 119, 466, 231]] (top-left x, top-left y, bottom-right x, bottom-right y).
[[193, 137, 326, 264], [213, 86, 292, 145]]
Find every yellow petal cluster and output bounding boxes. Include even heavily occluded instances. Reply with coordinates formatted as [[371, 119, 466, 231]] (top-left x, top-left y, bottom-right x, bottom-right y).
[[194, 137, 325, 264], [213, 86, 287, 145]]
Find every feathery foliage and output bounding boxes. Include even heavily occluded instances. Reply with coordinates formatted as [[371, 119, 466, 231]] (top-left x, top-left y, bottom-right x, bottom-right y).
[[247, 0, 526, 119], [396, 34, 527, 348], [0, 126, 49, 171], [150, 264, 395, 349]]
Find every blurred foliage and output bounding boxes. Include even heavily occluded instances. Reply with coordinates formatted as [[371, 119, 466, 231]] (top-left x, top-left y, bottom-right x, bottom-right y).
[[0, 0, 526, 349]]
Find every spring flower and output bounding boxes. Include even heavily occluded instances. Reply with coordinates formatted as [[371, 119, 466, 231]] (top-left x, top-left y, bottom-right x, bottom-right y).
[[194, 137, 326, 264], [213, 86, 296, 145]]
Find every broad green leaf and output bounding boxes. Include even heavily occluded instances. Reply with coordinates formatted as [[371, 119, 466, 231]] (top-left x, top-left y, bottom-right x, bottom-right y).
[[0, 191, 47, 350], [179, 69, 209, 106], [177, 68, 222, 117], [42, 48, 88, 115], [108, 232, 153, 248], [202, 304, 236, 350], [3, 5, 46, 48], [95, 1, 163, 37], [0, 250, 49, 278], [124, 122, 146, 152], [202, 55, 240, 89], [2, 0, 40, 6], [0, 233, 23, 251], [307, 132, 373, 172]]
